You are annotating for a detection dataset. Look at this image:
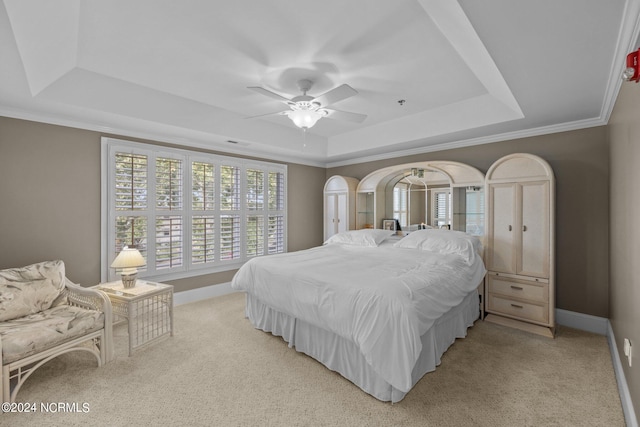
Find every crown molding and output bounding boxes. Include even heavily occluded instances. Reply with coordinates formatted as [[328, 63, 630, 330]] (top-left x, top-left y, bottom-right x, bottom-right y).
[[0, 106, 328, 168], [0, 107, 610, 171], [325, 117, 607, 168]]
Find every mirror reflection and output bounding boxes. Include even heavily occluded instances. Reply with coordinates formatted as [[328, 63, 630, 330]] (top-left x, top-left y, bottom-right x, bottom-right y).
[[355, 160, 485, 235], [389, 169, 484, 235]]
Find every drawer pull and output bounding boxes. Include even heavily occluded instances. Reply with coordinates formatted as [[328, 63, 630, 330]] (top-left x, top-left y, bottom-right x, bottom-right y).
[[511, 304, 524, 309], [510, 286, 523, 290]]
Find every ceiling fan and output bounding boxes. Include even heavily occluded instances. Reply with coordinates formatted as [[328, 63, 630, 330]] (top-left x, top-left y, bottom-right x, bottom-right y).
[[247, 79, 367, 130]]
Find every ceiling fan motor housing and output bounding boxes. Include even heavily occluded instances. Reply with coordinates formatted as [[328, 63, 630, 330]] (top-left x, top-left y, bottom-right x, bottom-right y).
[[291, 79, 322, 109], [289, 97, 322, 110], [297, 79, 314, 94]]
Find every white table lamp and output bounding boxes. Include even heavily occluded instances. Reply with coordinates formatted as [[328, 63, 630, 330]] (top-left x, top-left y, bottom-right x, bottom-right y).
[[111, 246, 146, 288]]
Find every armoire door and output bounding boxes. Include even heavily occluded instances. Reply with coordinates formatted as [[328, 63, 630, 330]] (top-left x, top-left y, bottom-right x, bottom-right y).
[[336, 193, 348, 234], [324, 194, 337, 241], [518, 181, 550, 278], [488, 183, 518, 273], [324, 193, 349, 240]]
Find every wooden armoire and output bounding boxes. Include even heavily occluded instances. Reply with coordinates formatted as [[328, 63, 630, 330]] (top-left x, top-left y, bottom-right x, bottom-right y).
[[484, 153, 555, 338], [323, 176, 359, 241]]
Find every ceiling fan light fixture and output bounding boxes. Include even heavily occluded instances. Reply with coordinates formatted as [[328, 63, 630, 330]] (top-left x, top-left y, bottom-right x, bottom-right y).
[[286, 101, 329, 129], [289, 109, 323, 129]]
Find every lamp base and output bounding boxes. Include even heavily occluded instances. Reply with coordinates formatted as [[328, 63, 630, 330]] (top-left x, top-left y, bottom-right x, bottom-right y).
[[121, 273, 137, 288]]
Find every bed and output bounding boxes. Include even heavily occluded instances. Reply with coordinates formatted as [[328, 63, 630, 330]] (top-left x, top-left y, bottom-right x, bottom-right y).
[[231, 228, 486, 403]]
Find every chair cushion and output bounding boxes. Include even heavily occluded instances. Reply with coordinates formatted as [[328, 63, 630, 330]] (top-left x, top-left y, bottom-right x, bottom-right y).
[[0, 260, 67, 322], [0, 305, 104, 364]]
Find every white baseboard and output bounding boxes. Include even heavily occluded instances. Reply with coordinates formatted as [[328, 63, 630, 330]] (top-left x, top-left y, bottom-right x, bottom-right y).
[[607, 322, 639, 427], [173, 282, 236, 306], [555, 308, 609, 335]]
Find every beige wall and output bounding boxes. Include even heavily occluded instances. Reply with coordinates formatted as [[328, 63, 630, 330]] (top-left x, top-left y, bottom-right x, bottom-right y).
[[608, 81, 640, 417], [329, 127, 610, 318], [0, 117, 325, 291], [0, 118, 102, 285], [0, 116, 610, 314]]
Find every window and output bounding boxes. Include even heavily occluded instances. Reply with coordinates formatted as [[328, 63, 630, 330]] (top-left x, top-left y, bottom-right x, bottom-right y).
[[432, 189, 451, 227], [393, 182, 408, 227], [191, 161, 215, 264], [102, 138, 287, 282], [155, 157, 184, 269], [267, 171, 285, 255]]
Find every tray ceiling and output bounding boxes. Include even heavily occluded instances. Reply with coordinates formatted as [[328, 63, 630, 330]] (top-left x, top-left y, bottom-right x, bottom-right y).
[[0, 0, 638, 166]]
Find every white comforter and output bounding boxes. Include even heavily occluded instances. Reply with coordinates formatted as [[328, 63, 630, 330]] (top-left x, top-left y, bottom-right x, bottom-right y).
[[231, 243, 486, 393]]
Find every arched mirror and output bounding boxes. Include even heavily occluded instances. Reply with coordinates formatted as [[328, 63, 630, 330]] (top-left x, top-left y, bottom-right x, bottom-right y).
[[388, 168, 449, 230], [356, 161, 485, 235]]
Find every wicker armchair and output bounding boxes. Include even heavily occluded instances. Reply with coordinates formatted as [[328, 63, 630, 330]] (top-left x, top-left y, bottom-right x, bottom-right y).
[[0, 261, 113, 403]]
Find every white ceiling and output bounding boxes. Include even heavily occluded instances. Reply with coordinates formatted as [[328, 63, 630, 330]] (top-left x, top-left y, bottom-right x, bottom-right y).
[[1, 0, 639, 167]]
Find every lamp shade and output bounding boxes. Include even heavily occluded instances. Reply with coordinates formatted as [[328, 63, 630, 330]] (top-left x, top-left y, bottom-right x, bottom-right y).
[[289, 109, 322, 129], [111, 247, 146, 272]]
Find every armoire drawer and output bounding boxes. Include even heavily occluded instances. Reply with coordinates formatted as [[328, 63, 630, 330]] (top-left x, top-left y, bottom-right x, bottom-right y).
[[487, 294, 549, 324], [487, 274, 548, 304]]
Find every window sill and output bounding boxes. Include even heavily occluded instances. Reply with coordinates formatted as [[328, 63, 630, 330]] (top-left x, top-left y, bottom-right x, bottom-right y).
[[108, 260, 247, 284]]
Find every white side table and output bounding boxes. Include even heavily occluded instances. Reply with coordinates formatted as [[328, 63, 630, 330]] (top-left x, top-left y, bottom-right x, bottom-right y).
[[95, 280, 173, 356]]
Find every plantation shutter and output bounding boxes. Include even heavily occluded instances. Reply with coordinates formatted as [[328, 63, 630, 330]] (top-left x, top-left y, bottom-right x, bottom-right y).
[[246, 168, 265, 257], [114, 153, 149, 264], [393, 183, 408, 227], [220, 165, 241, 260], [433, 189, 451, 227], [104, 138, 287, 282], [155, 157, 183, 269], [267, 171, 285, 254], [192, 161, 215, 264]]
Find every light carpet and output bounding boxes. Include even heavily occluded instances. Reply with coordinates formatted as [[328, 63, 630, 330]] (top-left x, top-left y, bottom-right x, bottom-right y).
[[3, 292, 625, 426]]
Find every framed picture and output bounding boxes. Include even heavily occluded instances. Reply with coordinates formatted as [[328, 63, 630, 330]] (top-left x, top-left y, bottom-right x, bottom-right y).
[[382, 219, 397, 232]]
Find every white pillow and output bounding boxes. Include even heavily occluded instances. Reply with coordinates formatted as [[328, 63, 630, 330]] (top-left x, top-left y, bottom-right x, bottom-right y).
[[324, 229, 395, 247], [393, 229, 482, 264]]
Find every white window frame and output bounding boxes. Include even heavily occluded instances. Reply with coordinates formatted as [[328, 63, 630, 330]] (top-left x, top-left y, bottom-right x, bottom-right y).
[[431, 188, 451, 227], [393, 182, 409, 228], [101, 137, 287, 283]]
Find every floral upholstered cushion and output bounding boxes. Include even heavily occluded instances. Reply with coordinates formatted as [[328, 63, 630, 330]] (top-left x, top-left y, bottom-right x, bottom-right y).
[[0, 305, 105, 364], [0, 260, 67, 322]]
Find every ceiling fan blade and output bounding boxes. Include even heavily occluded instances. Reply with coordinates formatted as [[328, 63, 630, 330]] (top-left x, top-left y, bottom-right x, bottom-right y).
[[326, 109, 367, 123], [248, 86, 291, 103], [245, 110, 289, 119], [312, 84, 357, 107]]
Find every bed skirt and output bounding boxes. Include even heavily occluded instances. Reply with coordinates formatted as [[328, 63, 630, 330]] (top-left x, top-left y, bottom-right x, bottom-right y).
[[244, 289, 479, 403]]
